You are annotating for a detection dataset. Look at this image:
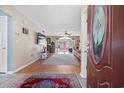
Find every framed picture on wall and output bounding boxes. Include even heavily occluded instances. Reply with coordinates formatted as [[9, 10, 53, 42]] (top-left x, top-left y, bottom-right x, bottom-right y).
[[47, 38, 51, 44], [22, 27, 29, 34]]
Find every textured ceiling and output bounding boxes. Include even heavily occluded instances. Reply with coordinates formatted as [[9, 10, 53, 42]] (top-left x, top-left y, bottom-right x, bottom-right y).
[[14, 5, 81, 36]]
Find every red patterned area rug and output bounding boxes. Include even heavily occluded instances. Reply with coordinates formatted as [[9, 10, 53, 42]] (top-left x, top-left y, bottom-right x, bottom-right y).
[[0, 73, 85, 88], [19, 77, 72, 88]]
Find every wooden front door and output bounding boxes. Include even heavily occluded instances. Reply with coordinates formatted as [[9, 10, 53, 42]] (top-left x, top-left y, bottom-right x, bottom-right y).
[[87, 5, 124, 88], [87, 5, 112, 88]]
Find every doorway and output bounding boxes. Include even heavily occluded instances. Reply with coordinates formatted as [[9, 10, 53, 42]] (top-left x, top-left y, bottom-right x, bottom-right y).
[[0, 16, 7, 73], [57, 36, 73, 54], [0, 11, 13, 73]]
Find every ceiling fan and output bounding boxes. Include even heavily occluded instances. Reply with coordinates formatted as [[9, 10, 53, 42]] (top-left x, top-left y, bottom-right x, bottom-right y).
[[58, 31, 72, 40], [64, 31, 71, 36]]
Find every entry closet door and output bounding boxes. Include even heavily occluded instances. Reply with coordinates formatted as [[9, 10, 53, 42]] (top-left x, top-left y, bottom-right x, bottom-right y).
[[0, 16, 7, 73]]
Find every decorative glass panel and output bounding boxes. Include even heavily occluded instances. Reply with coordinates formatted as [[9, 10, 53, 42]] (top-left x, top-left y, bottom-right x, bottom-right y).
[[92, 6, 105, 63]]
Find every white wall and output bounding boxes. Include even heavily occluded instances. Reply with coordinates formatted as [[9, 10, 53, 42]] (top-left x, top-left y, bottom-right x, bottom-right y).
[[0, 5, 42, 72], [80, 6, 87, 78]]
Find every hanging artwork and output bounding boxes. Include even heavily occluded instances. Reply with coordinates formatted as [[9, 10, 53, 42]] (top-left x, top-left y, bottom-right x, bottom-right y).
[[22, 27, 29, 34]]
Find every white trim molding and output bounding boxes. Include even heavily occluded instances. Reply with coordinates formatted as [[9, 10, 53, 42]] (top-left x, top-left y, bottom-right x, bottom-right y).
[[7, 57, 40, 74]]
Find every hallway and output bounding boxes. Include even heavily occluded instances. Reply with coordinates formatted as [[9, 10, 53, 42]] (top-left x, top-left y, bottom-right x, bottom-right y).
[[18, 53, 80, 74], [0, 5, 83, 88]]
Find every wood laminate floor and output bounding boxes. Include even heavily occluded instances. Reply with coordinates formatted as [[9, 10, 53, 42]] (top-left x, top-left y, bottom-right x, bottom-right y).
[[18, 53, 80, 74]]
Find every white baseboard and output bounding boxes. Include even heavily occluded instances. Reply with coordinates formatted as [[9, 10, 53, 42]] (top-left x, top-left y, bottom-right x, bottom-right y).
[[80, 72, 87, 78], [7, 71, 14, 74], [80, 72, 83, 77], [7, 57, 40, 74]]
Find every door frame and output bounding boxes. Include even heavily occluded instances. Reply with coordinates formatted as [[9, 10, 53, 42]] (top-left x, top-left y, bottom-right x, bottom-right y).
[[80, 5, 88, 78]]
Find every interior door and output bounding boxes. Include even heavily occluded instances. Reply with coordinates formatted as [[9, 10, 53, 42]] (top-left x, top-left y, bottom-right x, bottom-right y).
[[0, 16, 7, 73], [87, 5, 112, 88]]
